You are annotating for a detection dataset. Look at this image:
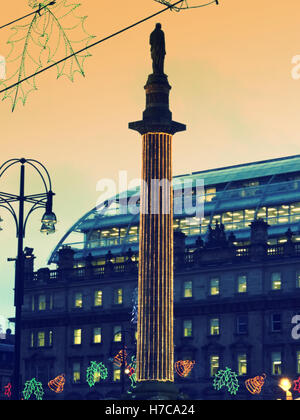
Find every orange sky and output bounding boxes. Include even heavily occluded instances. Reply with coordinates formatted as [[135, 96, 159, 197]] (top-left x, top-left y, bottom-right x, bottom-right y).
[[0, 0, 300, 324]]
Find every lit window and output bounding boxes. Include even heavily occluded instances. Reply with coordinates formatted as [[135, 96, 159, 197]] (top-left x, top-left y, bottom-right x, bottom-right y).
[[114, 289, 123, 305], [297, 351, 300, 374], [205, 187, 216, 202], [37, 331, 45, 347], [49, 295, 53, 310], [296, 273, 300, 289], [30, 332, 34, 348], [31, 296, 35, 311], [271, 352, 282, 376], [72, 363, 81, 383], [183, 281, 193, 298], [49, 330, 53, 347], [271, 314, 282, 332], [210, 278, 220, 296], [73, 329, 82, 345], [210, 355, 219, 377], [94, 290, 103, 307], [272, 272, 282, 290], [113, 367, 121, 382], [93, 328, 102, 344], [38, 295, 46, 311], [238, 275, 247, 294], [210, 318, 220, 336], [114, 326, 122, 342], [74, 292, 83, 308], [237, 315, 248, 335], [183, 320, 192, 337], [238, 354, 247, 376]]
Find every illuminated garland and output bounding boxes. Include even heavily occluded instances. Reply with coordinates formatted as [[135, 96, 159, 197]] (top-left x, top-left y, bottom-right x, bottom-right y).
[[175, 360, 195, 377], [48, 374, 66, 393], [22, 378, 44, 400], [213, 368, 239, 396], [4, 383, 12, 398], [245, 374, 266, 395], [0, 0, 95, 111], [86, 361, 108, 388], [153, 0, 219, 12]]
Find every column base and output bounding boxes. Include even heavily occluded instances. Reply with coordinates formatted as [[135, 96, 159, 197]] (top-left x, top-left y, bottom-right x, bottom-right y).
[[133, 381, 179, 400]]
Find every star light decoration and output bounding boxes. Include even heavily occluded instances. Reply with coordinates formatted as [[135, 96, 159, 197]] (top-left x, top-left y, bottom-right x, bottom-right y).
[[4, 383, 12, 398], [0, 0, 95, 111], [293, 377, 300, 394]]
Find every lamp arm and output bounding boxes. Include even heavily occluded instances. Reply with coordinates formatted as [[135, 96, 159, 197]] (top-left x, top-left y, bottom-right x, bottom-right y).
[[26, 159, 53, 193], [0, 203, 19, 235], [23, 199, 47, 236], [0, 159, 21, 179]]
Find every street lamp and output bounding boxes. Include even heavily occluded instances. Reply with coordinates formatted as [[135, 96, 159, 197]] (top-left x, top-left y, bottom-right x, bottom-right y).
[[279, 378, 293, 401], [111, 328, 136, 396], [0, 158, 56, 400]]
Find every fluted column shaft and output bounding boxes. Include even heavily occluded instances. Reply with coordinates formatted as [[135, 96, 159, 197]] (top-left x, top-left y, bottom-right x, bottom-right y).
[[137, 132, 174, 382]]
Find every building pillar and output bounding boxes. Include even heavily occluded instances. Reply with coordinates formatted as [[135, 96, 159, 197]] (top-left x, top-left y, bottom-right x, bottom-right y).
[[129, 24, 186, 399]]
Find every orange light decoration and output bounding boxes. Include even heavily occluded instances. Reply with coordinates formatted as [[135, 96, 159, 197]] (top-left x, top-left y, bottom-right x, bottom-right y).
[[48, 374, 66, 394], [113, 349, 128, 368], [175, 360, 195, 378], [245, 374, 266, 395]]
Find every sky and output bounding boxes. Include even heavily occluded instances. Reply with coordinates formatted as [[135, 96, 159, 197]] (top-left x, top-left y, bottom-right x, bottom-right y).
[[0, 0, 300, 327]]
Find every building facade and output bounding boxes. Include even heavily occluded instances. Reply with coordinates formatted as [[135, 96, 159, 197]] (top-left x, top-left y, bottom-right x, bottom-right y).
[[20, 155, 300, 400]]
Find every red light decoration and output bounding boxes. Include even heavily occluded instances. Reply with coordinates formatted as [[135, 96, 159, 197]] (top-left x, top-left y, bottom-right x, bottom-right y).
[[293, 377, 300, 394], [245, 374, 266, 395], [48, 374, 66, 394], [4, 383, 12, 398], [175, 360, 195, 377]]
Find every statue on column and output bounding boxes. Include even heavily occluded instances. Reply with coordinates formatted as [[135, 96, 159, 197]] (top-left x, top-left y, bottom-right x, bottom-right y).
[[150, 23, 166, 74]]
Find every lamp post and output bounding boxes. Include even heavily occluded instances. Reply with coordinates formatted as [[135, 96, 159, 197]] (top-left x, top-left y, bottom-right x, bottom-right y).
[[111, 328, 136, 396], [0, 158, 57, 400]]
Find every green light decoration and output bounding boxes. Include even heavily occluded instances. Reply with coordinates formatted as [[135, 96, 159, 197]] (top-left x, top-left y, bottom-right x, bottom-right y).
[[126, 356, 137, 393], [154, 0, 219, 12], [0, 0, 95, 111], [213, 367, 240, 396], [22, 378, 44, 400], [86, 361, 108, 388]]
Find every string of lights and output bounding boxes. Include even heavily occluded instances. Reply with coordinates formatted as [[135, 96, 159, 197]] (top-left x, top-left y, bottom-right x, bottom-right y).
[[154, 0, 219, 12], [0, 1, 56, 30], [0, 0, 217, 98]]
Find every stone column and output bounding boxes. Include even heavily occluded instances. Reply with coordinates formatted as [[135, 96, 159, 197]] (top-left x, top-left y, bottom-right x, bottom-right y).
[[129, 25, 186, 398]]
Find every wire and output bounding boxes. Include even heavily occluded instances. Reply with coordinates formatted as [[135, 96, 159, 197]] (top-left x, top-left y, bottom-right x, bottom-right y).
[[0, 1, 56, 31], [0, 0, 217, 96]]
